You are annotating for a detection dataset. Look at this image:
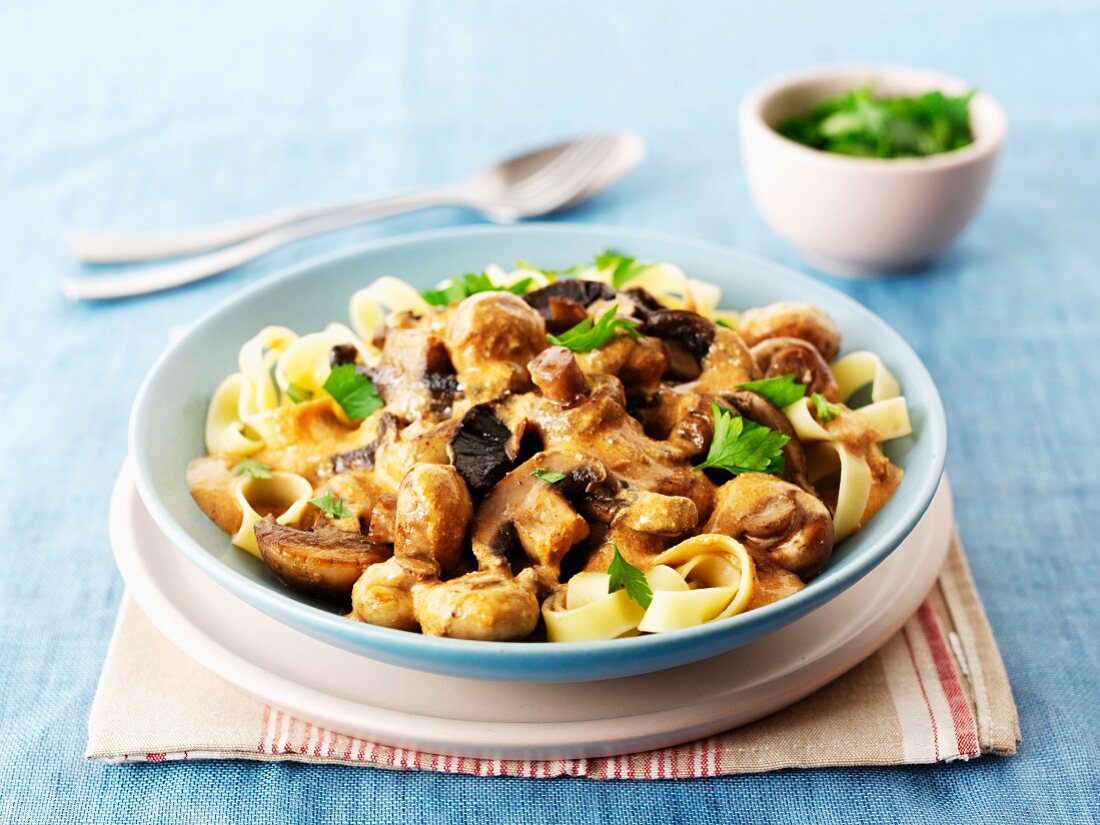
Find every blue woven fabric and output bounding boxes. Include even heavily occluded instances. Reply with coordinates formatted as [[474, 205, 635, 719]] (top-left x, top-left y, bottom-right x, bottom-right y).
[[2, 1, 1099, 822]]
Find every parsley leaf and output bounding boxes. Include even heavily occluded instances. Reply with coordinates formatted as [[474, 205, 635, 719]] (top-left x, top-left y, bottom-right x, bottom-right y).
[[531, 468, 567, 484], [323, 364, 383, 421], [285, 383, 312, 404], [421, 271, 533, 306], [594, 249, 650, 289], [608, 543, 653, 609], [546, 305, 642, 353], [231, 457, 272, 479], [738, 374, 807, 408], [811, 392, 844, 423], [777, 86, 975, 159], [309, 491, 353, 520], [694, 403, 789, 477]]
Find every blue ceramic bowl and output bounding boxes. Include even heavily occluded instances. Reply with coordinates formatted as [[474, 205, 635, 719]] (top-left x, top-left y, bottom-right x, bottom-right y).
[[130, 225, 946, 683]]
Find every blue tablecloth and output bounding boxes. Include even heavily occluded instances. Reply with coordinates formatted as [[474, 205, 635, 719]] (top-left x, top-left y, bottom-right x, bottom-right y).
[[2, 1, 1098, 822]]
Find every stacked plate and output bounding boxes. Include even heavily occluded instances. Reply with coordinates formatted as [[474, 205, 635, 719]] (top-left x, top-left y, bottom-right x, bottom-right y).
[[117, 226, 949, 760]]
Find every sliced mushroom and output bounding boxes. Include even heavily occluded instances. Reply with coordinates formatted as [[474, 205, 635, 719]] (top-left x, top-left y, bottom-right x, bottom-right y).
[[723, 389, 813, 493], [737, 302, 841, 362], [187, 455, 243, 534], [470, 452, 595, 590], [366, 493, 397, 544], [351, 555, 438, 631], [394, 464, 473, 575], [523, 279, 616, 326], [693, 327, 760, 394], [369, 323, 456, 420], [528, 345, 591, 407], [751, 337, 839, 400], [573, 335, 669, 393], [642, 308, 715, 361], [444, 291, 546, 401], [703, 473, 834, 579], [447, 404, 518, 495], [614, 490, 698, 536], [746, 562, 805, 610], [254, 519, 392, 600], [413, 570, 540, 641]]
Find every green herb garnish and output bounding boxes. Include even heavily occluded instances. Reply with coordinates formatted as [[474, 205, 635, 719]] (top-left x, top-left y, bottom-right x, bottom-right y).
[[231, 457, 272, 479], [594, 249, 651, 289], [323, 364, 383, 421], [285, 383, 312, 404], [694, 403, 789, 477], [514, 259, 582, 280], [421, 271, 533, 306], [608, 543, 652, 609], [309, 491, 353, 520], [531, 468, 568, 484], [777, 86, 974, 159], [738, 374, 807, 409], [811, 392, 844, 423], [546, 305, 642, 353]]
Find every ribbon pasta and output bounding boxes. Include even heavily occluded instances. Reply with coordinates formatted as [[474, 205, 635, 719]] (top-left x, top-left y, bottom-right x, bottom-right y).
[[275, 322, 371, 399], [205, 373, 264, 455], [230, 471, 314, 558], [542, 535, 756, 642], [832, 350, 901, 404]]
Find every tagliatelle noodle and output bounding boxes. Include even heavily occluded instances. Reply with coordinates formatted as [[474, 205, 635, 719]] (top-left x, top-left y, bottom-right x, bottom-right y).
[[348, 276, 431, 342], [275, 322, 371, 400], [832, 350, 901, 403], [541, 572, 646, 642], [237, 326, 298, 416], [205, 374, 264, 455], [230, 472, 314, 558], [805, 442, 873, 540], [853, 396, 912, 441], [638, 534, 756, 632]]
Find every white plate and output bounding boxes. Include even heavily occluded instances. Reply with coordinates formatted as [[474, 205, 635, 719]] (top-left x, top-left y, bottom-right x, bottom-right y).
[[110, 462, 953, 760]]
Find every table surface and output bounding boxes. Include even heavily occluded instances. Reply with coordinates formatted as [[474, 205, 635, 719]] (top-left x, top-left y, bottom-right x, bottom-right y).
[[2, 1, 1098, 823]]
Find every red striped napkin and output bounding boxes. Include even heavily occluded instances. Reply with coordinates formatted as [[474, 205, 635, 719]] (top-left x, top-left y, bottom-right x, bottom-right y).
[[86, 532, 1019, 778]]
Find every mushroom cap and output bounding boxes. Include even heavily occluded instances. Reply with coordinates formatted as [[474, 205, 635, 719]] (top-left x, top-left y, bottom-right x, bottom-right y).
[[254, 519, 392, 601], [750, 337, 839, 400], [737, 302, 841, 362]]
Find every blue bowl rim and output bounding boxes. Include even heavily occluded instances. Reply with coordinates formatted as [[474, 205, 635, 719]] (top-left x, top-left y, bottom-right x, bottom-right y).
[[129, 223, 947, 669]]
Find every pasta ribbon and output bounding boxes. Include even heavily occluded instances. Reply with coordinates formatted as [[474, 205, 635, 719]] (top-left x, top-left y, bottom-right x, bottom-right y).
[[237, 326, 298, 416], [832, 351, 901, 404], [541, 572, 646, 642], [639, 535, 756, 633], [275, 322, 370, 399], [205, 374, 264, 455], [805, 442, 873, 540], [484, 263, 553, 291], [348, 276, 431, 342], [230, 472, 313, 558], [854, 396, 912, 441]]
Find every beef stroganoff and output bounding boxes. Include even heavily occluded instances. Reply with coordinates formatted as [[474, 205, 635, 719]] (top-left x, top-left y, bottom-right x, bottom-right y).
[[187, 252, 911, 642]]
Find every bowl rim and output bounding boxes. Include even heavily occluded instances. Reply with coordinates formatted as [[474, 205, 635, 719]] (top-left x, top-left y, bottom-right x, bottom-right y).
[[128, 223, 947, 670], [739, 61, 1008, 173]]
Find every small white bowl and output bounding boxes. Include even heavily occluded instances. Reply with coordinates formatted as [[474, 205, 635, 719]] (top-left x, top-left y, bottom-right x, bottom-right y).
[[739, 64, 1007, 275]]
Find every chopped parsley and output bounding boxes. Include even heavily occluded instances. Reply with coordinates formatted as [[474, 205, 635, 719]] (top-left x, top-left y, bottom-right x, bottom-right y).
[[231, 457, 272, 479], [309, 491, 353, 520], [323, 364, 383, 421], [694, 403, 789, 477], [546, 304, 641, 353], [811, 392, 844, 423], [777, 86, 975, 159], [738, 374, 807, 409], [608, 543, 653, 609], [531, 468, 567, 484], [594, 249, 651, 289], [420, 271, 533, 306]]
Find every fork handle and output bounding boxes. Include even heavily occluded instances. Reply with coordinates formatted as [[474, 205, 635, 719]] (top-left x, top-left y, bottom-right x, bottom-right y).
[[70, 187, 459, 264], [61, 188, 463, 301]]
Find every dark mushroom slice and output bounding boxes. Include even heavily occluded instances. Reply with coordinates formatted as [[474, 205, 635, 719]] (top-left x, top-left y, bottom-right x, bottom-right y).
[[642, 308, 716, 361], [330, 412, 399, 474], [751, 337, 839, 400], [723, 389, 814, 494], [522, 279, 616, 327], [254, 519, 392, 601], [737, 302, 841, 362], [447, 403, 518, 495], [703, 473, 834, 579]]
